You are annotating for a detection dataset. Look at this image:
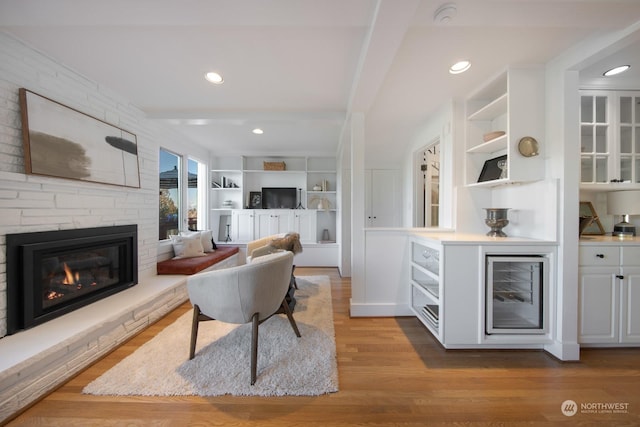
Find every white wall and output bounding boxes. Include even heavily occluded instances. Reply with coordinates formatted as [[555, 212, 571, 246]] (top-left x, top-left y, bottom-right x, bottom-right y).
[[0, 33, 202, 338], [401, 100, 456, 229]]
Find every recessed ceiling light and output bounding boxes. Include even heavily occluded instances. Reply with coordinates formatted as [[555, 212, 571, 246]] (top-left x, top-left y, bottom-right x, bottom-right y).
[[603, 65, 630, 77], [449, 60, 471, 74], [252, 128, 264, 135], [205, 71, 224, 84]]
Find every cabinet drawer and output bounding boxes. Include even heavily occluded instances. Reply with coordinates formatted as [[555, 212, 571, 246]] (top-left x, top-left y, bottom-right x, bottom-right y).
[[621, 246, 640, 266], [579, 246, 620, 266]]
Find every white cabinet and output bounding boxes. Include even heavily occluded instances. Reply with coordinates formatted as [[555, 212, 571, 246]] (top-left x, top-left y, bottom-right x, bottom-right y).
[[621, 266, 640, 343], [409, 236, 482, 346], [579, 243, 640, 344], [231, 209, 254, 243], [293, 210, 317, 243], [580, 90, 640, 189], [409, 234, 555, 348], [365, 169, 400, 227], [465, 68, 545, 187], [254, 210, 293, 239], [409, 239, 442, 341], [580, 92, 612, 186]]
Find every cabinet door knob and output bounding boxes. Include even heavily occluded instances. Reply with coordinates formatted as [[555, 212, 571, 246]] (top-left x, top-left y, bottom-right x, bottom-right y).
[[596, 254, 604, 258], [616, 275, 624, 279]]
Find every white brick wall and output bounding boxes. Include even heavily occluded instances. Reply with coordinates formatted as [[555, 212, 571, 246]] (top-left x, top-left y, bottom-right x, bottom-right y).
[[0, 32, 196, 338]]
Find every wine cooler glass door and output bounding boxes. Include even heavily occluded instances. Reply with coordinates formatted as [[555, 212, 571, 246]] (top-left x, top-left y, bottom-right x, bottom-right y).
[[486, 255, 547, 334]]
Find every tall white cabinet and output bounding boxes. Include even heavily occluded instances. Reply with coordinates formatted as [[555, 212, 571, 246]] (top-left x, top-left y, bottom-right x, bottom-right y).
[[365, 169, 401, 227]]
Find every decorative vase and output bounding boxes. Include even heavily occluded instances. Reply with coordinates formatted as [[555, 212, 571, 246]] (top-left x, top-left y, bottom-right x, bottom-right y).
[[484, 208, 510, 237]]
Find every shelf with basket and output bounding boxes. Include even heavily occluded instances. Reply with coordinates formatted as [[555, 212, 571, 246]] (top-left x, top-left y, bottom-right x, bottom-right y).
[[208, 156, 338, 261]]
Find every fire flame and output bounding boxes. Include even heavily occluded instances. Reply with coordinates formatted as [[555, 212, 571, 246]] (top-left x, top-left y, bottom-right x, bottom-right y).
[[46, 290, 64, 300], [62, 263, 80, 285]]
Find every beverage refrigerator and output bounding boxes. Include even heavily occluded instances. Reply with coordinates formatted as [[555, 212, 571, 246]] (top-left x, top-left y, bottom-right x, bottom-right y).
[[486, 255, 548, 334]]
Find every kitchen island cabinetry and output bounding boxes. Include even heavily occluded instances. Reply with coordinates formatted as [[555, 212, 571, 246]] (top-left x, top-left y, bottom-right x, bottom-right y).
[[409, 233, 556, 348]]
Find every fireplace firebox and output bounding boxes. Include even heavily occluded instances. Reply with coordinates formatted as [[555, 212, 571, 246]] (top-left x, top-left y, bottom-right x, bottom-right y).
[[6, 225, 137, 334]]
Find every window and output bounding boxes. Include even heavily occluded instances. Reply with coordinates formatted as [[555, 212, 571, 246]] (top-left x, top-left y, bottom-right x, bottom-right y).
[[187, 158, 206, 231], [159, 149, 181, 240]]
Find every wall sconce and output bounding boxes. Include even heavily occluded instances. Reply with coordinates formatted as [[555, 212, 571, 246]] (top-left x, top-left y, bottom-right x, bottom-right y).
[[607, 190, 640, 236]]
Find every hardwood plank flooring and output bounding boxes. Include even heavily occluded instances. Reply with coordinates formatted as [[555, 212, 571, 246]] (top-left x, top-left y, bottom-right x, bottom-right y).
[[6, 268, 640, 426]]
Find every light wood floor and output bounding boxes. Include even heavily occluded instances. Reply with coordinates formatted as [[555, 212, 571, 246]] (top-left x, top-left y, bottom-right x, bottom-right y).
[[7, 268, 640, 426]]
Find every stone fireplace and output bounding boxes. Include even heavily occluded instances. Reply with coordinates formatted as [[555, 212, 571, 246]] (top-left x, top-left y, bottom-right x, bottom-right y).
[[6, 225, 138, 335]]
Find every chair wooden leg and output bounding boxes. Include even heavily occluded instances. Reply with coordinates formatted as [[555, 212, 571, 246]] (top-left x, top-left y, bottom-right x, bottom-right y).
[[251, 312, 259, 385], [281, 298, 301, 337], [189, 305, 200, 360], [291, 265, 298, 289]]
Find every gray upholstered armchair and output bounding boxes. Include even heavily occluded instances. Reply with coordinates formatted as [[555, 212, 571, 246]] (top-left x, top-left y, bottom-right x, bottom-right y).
[[186, 251, 301, 385]]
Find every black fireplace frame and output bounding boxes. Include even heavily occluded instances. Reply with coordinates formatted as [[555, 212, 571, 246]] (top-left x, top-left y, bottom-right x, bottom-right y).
[[6, 225, 138, 335]]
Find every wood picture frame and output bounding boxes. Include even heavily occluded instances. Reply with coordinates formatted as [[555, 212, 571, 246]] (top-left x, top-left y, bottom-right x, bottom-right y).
[[579, 201, 605, 235], [249, 191, 262, 209], [19, 88, 140, 188], [478, 154, 508, 183]]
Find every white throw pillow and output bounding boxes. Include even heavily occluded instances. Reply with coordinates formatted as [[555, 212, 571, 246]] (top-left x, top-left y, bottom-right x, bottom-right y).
[[197, 229, 215, 252], [180, 230, 215, 253], [170, 233, 206, 259]]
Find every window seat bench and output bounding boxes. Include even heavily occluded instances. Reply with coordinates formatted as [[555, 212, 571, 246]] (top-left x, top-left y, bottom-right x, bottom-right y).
[[157, 246, 239, 275]]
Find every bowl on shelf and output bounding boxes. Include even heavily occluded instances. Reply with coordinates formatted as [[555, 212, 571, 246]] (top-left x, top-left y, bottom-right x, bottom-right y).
[[483, 130, 506, 142]]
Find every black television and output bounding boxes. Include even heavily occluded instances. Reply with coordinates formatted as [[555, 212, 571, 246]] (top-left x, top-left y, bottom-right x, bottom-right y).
[[261, 187, 297, 209]]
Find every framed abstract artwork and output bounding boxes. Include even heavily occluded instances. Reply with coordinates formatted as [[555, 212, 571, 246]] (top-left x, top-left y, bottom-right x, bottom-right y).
[[19, 88, 140, 188]]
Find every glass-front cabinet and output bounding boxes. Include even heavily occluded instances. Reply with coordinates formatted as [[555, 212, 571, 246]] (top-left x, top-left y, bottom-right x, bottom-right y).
[[580, 92, 611, 184], [580, 90, 640, 188], [618, 92, 640, 183]]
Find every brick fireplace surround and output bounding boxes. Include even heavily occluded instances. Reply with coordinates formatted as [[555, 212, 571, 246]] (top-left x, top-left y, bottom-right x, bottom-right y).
[[0, 31, 215, 424], [0, 272, 189, 424]]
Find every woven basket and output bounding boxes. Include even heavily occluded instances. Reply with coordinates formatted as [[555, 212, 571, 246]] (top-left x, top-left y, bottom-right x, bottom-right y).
[[263, 161, 286, 171]]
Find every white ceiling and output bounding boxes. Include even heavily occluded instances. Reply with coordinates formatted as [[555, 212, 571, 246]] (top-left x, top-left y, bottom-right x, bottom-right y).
[[1, 0, 640, 165]]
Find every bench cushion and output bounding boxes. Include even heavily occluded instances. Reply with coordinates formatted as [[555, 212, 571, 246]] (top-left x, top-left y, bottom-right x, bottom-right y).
[[157, 246, 239, 275]]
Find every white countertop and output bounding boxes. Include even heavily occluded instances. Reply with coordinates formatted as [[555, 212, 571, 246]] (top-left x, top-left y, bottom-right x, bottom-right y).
[[580, 234, 640, 245], [412, 231, 556, 245]]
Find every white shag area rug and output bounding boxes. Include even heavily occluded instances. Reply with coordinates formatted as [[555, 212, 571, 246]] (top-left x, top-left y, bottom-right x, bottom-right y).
[[83, 275, 338, 397]]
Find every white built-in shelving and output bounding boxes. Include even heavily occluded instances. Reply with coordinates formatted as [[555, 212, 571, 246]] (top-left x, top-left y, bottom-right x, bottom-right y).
[[209, 156, 338, 266], [465, 67, 545, 187]]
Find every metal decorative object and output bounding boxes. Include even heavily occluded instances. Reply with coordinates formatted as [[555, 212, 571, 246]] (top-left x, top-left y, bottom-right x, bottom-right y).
[[518, 136, 539, 157], [484, 208, 510, 237]]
